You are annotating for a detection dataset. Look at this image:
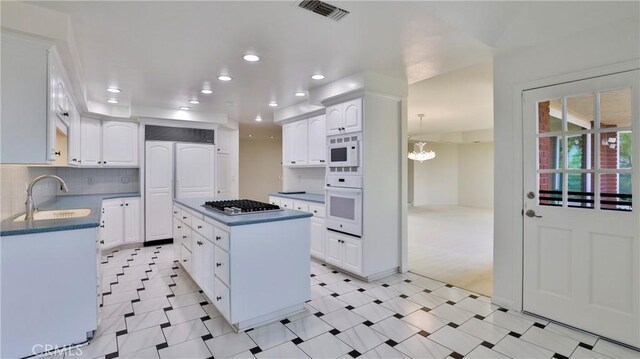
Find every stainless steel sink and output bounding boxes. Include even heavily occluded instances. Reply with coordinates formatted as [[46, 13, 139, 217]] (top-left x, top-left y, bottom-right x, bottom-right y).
[[13, 208, 91, 222]]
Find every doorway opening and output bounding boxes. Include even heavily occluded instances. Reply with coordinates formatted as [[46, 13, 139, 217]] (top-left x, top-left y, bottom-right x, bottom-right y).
[[406, 62, 494, 296]]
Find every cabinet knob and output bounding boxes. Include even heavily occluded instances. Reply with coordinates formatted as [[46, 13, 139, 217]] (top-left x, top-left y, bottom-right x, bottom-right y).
[[183, 259, 187, 262], [120, 204, 124, 206], [125, 203, 129, 206], [197, 241, 203, 246], [216, 296, 222, 301], [182, 235, 187, 239], [216, 262, 221, 267], [215, 236, 221, 241], [313, 210, 318, 213], [62, 112, 69, 117], [173, 211, 178, 214], [104, 161, 107, 164], [297, 207, 301, 210], [100, 225, 104, 228], [100, 240, 104, 244], [98, 161, 102, 164], [177, 226, 181, 229], [183, 216, 187, 219], [197, 225, 202, 229]]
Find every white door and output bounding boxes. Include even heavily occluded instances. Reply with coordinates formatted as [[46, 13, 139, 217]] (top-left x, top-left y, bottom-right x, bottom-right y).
[[217, 129, 230, 154], [282, 123, 295, 165], [124, 198, 141, 243], [325, 233, 343, 267], [342, 236, 363, 274], [67, 105, 81, 166], [80, 118, 102, 166], [326, 104, 343, 136], [523, 70, 639, 347], [102, 121, 138, 166], [310, 218, 326, 259], [308, 115, 326, 165], [175, 143, 216, 198], [216, 153, 231, 195], [342, 98, 362, 134], [102, 199, 124, 246], [292, 120, 309, 165], [145, 141, 174, 241]]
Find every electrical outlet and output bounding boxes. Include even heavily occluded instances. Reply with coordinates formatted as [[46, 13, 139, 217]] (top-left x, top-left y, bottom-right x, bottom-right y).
[[88, 176, 95, 185]]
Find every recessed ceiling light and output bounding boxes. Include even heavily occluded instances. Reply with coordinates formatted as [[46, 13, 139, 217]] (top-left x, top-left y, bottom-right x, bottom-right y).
[[270, 136, 274, 139], [201, 89, 213, 94], [217, 75, 232, 81], [248, 134, 253, 138], [294, 92, 306, 97], [188, 99, 200, 104], [107, 99, 119, 104], [255, 115, 263, 122], [243, 54, 260, 62], [268, 102, 279, 107], [179, 106, 191, 110], [311, 74, 325, 80], [107, 87, 121, 93]]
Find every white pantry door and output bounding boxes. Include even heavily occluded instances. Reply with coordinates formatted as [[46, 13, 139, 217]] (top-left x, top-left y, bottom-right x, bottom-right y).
[[145, 141, 174, 241], [175, 143, 216, 198], [523, 70, 639, 347]]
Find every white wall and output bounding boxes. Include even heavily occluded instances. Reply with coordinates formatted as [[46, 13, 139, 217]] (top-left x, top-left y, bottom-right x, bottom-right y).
[[458, 143, 494, 208], [282, 167, 326, 194], [413, 143, 459, 206], [492, 17, 640, 309], [239, 139, 282, 202], [56, 167, 139, 196]]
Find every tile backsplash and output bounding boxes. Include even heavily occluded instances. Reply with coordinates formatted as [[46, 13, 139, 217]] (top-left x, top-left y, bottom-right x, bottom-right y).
[[0, 166, 140, 221]]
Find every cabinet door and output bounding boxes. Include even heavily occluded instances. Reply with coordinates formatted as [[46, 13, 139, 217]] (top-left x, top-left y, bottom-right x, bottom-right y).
[[308, 115, 326, 165], [173, 220, 184, 252], [268, 196, 281, 206], [191, 232, 206, 285], [292, 120, 308, 165], [201, 239, 216, 299], [282, 123, 295, 165], [175, 143, 216, 198], [216, 153, 231, 195], [326, 104, 343, 136], [343, 236, 363, 275], [217, 130, 230, 154], [145, 141, 174, 241], [67, 105, 81, 166], [342, 98, 362, 134], [325, 233, 343, 267], [124, 198, 141, 243], [80, 118, 102, 166], [102, 199, 124, 247], [310, 218, 326, 260], [102, 121, 138, 166]]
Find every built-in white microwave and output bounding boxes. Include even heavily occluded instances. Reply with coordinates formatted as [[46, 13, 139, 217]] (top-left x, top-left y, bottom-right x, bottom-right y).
[[328, 140, 360, 167]]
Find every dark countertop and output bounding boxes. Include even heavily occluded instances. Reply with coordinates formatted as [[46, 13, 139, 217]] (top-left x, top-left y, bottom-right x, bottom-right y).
[[0, 193, 140, 237], [174, 196, 313, 227], [268, 192, 325, 204]]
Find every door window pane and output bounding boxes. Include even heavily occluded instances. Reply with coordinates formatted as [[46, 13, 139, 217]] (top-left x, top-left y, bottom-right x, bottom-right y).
[[567, 134, 594, 169], [538, 99, 562, 133], [568, 173, 594, 209], [600, 88, 632, 129], [566, 93, 594, 131], [539, 173, 563, 206], [539, 136, 562, 170], [600, 131, 632, 169], [600, 174, 632, 211]]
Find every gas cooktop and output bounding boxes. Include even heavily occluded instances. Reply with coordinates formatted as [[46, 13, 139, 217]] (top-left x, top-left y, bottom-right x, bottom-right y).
[[202, 199, 282, 216]]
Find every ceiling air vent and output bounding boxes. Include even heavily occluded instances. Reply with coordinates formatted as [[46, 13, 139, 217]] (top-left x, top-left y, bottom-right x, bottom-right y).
[[298, 0, 349, 21]]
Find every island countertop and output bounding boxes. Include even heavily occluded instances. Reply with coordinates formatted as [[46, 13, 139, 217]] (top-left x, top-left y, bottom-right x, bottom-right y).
[[0, 193, 140, 237], [174, 196, 313, 227]]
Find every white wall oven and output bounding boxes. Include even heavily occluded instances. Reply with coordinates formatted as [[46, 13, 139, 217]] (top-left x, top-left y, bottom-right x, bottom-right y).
[[326, 185, 362, 237]]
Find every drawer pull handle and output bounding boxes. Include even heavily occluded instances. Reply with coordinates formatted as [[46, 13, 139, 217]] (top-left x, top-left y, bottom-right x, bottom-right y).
[[183, 259, 187, 262], [177, 226, 181, 229], [183, 216, 187, 219], [100, 240, 104, 244], [173, 211, 178, 214], [182, 235, 187, 239], [197, 241, 203, 246], [100, 225, 104, 228], [197, 225, 202, 229], [313, 210, 317, 213], [216, 262, 222, 267], [216, 296, 221, 301], [215, 236, 221, 241]]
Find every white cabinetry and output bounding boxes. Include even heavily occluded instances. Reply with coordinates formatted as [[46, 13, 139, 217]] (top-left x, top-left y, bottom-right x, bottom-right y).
[[282, 115, 326, 167], [325, 231, 362, 275], [269, 195, 326, 260], [68, 106, 81, 166], [326, 98, 362, 136], [99, 197, 141, 249], [145, 141, 174, 241], [175, 143, 216, 198], [310, 218, 326, 259], [216, 153, 231, 195], [80, 119, 138, 167]]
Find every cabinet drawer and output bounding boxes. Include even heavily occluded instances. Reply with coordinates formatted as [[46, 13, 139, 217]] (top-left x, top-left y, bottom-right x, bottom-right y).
[[268, 196, 280, 206], [213, 227, 230, 252], [172, 205, 181, 219], [309, 203, 325, 218], [180, 245, 192, 272], [279, 199, 294, 210], [192, 217, 214, 239], [179, 208, 192, 227], [215, 248, 230, 286], [181, 227, 192, 252], [214, 277, 230, 321], [293, 201, 309, 212]]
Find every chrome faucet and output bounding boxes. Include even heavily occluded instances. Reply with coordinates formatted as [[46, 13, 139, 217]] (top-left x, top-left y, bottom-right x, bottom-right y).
[[25, 175, 69, 220]]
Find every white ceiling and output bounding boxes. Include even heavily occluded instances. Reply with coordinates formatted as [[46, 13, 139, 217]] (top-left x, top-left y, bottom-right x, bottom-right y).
[[24, 1, 640, 137]]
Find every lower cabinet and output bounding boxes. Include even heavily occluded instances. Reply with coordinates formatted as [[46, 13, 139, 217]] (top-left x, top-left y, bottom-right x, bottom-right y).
[[269, 195, 327, 260], [310, 217, 326, 259], [325, 231, 363, 275], [99, 197, 141, 249]]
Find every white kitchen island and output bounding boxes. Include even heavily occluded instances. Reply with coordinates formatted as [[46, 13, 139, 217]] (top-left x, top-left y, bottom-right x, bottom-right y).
[[172, 197, 312, 331]]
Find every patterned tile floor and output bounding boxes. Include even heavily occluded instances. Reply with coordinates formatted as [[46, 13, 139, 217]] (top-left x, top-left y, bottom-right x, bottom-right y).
[[46, 244, 638, 358]]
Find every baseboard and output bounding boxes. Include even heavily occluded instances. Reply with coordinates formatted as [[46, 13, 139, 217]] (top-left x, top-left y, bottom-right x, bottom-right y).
[[143, 238, 174, 247]]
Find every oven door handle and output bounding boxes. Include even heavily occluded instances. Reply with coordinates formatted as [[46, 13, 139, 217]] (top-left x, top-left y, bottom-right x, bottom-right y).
[[325, 186, 362, 194]]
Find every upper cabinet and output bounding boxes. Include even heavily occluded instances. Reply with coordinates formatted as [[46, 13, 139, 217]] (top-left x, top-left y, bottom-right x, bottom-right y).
[[79, 118, 139, 167], [282, 115, 326, 167], [325, 98, 362, 136], [217, 129, 231, 154], [1, 33, 61, 164]]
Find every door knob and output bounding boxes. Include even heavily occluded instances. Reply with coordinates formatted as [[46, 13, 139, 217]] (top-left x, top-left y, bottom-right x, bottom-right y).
[[525, 210, 542, 218]]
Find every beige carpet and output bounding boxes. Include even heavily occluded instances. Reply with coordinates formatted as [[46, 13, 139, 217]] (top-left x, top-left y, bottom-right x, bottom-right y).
[[408, 205, 493, 296]]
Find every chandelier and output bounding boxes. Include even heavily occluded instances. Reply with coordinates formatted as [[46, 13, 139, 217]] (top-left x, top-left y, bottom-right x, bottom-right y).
[[408, 114, 436, 162]]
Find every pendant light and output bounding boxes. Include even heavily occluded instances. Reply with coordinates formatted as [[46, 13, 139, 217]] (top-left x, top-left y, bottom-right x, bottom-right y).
[[408, 114, 436, 163]]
